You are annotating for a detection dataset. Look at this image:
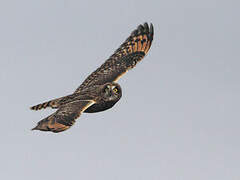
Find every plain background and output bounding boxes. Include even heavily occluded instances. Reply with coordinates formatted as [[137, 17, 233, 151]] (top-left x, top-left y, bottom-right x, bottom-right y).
[[0, 0, 239, 179]]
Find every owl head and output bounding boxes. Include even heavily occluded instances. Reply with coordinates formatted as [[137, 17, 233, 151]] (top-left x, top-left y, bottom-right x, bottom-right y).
[[101, 82, 122, 101]]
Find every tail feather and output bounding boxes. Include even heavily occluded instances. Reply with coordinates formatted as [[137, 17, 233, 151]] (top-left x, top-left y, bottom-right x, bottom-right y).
[[30, 99, 60, 111], [30, 92, 85, 111]]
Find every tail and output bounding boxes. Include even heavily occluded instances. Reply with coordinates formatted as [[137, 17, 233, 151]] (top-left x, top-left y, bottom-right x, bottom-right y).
[[30, 98, 61, 111], [30, 93, 82, 111]]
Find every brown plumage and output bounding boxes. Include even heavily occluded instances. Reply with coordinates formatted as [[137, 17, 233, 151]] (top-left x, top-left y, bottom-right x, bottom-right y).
[[32, 101, 95, 133], [31, 23, 154, 133], [75, 23, 154, 92], [32, 83, 122, 133]]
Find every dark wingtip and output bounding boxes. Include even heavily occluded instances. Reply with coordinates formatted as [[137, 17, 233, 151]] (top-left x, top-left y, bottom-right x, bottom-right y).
[[137, 24, 144, 33], [31, 122, 43, 131], [31, 126, 38, 131], [130, 22, 154, 39], [143, 22, 149, 33], [31, 124, 48, 132], [150, 23, 154, 37]]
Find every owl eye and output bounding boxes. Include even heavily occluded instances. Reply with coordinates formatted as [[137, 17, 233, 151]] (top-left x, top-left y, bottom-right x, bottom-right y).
[[113, 87, 118, 93]]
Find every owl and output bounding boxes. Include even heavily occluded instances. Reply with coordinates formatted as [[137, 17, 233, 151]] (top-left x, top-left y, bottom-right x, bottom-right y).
[[31, 22, 154, 133]]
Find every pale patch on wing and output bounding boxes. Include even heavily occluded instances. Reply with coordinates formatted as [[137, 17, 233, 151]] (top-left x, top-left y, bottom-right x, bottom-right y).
[[113, 71, 128, 82], [79, 100, 96, 113]]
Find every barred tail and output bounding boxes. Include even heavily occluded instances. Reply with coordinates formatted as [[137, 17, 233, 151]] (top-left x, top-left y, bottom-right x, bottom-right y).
[[30, 99, 60, 111], [30, 93, 80, 111]]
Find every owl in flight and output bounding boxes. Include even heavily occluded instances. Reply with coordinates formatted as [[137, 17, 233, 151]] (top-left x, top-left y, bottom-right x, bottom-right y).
[[31, 22, 154, 133]]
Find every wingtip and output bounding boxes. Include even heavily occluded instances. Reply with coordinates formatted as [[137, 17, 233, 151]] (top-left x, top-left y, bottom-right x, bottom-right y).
[[137, 24, 144, 33], [31, 123, 42, 131], [142, 22, 154, 39], [31, 126, 38, 131], [31, 124, 48, 132], [150, 23, 154, 36]]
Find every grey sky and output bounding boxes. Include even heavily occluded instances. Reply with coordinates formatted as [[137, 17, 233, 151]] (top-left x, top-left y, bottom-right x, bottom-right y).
[[0, 0, 239, 180]]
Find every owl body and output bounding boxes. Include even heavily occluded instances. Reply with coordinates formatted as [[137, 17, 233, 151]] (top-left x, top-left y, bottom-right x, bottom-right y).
[[84, 94, 121, 113], [83, 82, 122, 113]]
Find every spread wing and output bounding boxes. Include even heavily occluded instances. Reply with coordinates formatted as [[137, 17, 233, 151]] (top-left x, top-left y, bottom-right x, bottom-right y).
[[32, 100, 95, 133], [75, 22, 154, 93]]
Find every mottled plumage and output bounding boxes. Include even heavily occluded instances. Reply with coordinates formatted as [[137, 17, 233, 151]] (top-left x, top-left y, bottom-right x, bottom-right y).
[[32, 101, 95, 133], [31, 23, 154, 133], [75, 23, 153, 92], [32, 83, 122, 133]]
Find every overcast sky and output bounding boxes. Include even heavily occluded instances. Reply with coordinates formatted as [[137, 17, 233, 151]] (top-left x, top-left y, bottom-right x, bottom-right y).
[[0, 0, 239, 180]]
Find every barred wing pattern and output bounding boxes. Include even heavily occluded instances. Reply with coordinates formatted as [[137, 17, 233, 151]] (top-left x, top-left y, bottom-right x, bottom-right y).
[[75, 23, 154, 93]]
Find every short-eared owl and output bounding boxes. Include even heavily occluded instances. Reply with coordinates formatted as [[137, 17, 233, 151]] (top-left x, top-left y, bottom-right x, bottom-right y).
[[31, 23, 154, 133]]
